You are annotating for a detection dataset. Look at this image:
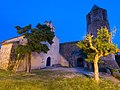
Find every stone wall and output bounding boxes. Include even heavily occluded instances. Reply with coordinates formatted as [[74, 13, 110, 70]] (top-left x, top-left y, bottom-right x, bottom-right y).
[[0, 36, 28, 71], [115, 55, 120, 67], [86, 5, 120, 71], [87, 5, 110, 37], [0, 36, 62, 71], [12, 36, 61, 71], [100, 54, 120, 70], [60, 41, 120, 71], [0, 43, 13, 70], [30, 36, 61, 69], [8, 42, 19, 70], [60, 41, 82, 67], [59, 54, 69, 67]]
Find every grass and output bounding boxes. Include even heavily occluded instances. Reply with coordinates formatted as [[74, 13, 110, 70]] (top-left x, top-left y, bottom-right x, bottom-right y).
[[0, 69, 119, 90]]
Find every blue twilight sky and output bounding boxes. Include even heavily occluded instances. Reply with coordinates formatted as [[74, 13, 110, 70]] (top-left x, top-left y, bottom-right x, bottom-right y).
[[0, 0, 120, 47]]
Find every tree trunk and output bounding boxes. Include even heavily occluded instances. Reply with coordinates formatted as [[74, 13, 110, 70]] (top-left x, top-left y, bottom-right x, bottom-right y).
[[94, 54, 99, 82], [13, 60, 21, 72], [26, 53, 31, 73]]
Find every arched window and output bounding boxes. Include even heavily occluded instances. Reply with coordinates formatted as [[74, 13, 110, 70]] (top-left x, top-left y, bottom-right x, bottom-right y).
[[76, 58, 84, 67]]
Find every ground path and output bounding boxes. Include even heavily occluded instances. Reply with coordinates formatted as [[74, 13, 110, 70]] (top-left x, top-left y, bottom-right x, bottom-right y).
[[45, 67, 120, 86]]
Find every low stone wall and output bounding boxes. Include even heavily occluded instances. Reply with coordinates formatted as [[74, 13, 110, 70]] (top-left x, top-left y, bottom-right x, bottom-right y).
[[60, 54, 69, 67], [60, 41, 81, 67]]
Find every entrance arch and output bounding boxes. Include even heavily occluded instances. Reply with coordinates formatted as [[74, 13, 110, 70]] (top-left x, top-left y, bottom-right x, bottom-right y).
[[46, 57, 51, 66], [76, 57, 84, 67]]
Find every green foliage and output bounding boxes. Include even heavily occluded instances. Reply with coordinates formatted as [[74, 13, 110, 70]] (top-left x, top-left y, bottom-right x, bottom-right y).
[[13, 23, 55, 72], [0, 69, 119, 90], [15, 23, 55, 58], [77, 27, 119, 62]]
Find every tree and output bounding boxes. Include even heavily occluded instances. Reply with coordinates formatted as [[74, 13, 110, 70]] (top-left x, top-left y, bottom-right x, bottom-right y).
[[14, 23, 55, 72], [76, 27, 119, 82]]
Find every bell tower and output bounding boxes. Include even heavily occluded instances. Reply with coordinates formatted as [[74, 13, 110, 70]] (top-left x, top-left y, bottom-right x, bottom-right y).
[[86, 5, 120, 70], [86, 5, 110, 37]]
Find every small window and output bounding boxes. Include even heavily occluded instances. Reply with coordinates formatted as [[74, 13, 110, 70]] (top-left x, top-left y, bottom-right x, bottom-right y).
[[87, 14, 91, 25], [102, 10, 107, 21]]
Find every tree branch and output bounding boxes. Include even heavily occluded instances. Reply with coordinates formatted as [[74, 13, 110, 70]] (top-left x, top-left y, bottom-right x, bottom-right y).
[[118, 49, 120, 52], [87, 35, 99, 53], [98, 51, 103, 58]]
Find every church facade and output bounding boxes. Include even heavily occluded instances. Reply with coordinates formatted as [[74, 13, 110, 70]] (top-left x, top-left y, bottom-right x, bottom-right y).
[[0, 21, 69, 71], [0, 5, 119, 71]]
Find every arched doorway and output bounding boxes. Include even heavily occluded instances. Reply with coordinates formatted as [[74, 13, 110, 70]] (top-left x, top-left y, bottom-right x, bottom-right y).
[[46, 57, 51, 66], [76, 58, 84, 67]]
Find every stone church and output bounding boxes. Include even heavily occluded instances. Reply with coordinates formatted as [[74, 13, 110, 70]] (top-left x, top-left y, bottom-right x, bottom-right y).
[[0, 21, 69, 71], [0, 5, 119, 71]]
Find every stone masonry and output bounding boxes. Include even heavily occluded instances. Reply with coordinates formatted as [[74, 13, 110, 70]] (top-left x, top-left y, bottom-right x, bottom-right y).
[[87, 5, 110, 37], [60, 41, 83, 67]]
